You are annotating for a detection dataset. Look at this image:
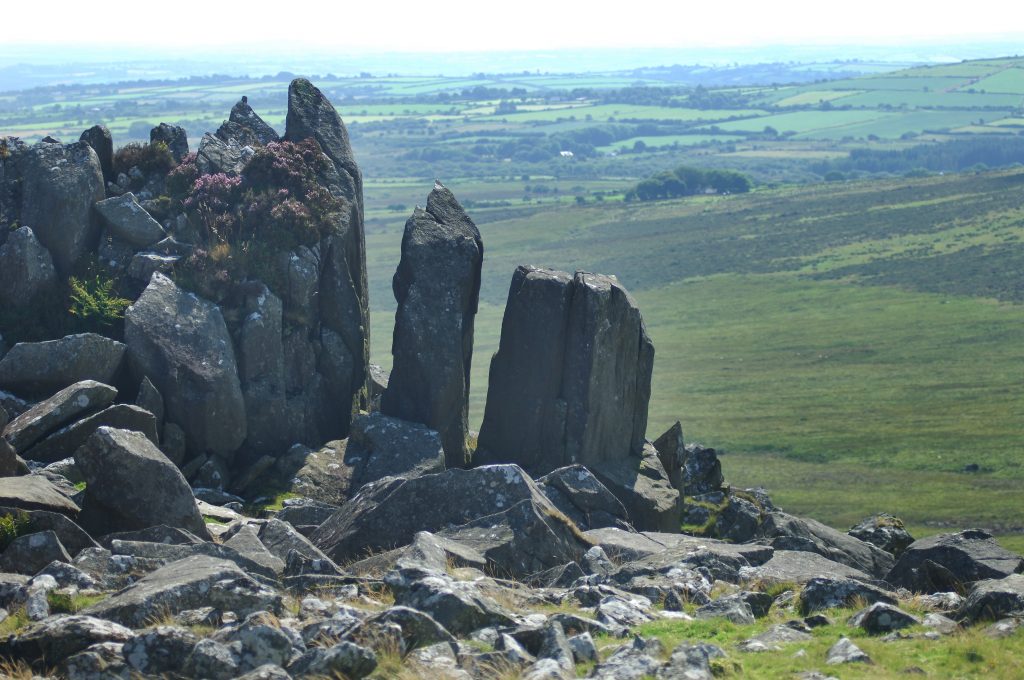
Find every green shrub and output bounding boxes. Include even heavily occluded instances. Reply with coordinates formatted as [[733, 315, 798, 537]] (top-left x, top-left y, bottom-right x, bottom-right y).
[[0, 511, 30, 551]]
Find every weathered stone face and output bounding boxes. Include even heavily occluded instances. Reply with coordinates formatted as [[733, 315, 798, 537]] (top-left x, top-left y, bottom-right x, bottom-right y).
[[74, 426, 210, 539], [0, 225, 58, 311], [381, 183, 483, 468], [477, 266, 654, 473], [283, 78, 370, 441], [18, 139, 105, 276], [79, 125, 114, 184], [150, 123, 189, 162], [124, 273, 246, 457]]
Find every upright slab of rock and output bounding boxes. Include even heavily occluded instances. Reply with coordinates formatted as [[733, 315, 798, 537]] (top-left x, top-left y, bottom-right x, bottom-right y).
[[79, 125, 114, 184], [124, 273, 246, 457], [17, 139, 105, 275], [381, 183, 482, 467], [477, 266, 655, 473], [282, 78, 371, 442]]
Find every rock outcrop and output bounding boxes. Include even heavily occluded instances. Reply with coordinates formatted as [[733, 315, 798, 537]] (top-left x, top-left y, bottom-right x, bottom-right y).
[[381, 183, 482, 467], [477, 266, 654, 473]]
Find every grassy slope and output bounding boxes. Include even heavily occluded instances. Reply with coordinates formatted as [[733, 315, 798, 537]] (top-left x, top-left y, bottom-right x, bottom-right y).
[[367, 169, 1024, 547]]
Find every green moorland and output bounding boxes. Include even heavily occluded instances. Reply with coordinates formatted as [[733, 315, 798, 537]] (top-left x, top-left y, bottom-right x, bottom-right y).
[[368, 168, 1024, 551]]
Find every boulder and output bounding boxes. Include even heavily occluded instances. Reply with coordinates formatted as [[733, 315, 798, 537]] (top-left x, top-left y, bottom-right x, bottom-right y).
[[695, 595, 755, 625], [0, 334, 125, 399], [798, 576, 898, 615], [312, 464, 565, 563], [2, 615, 134, 666], [759, 511, 894, 579], [74, 426, 210, 539], [125, 273, 246, 456], [94, 192, 166, 248], [0, 225, 58, 310], [584, 526, 772, 566], [347, 411, 446, 490], [536, 465, 631, 531], [848, 602, 920, 634], [959, 573, 1024, 622], [848, 513, 914, 557], [591, 442, 682, 532], [0, 476, 80, 516], [885, 529, 1024, 593], [738, 550, 872, 585], [477, 266, 654, 474], [18, 139, 105, 275], [652, 421, 685, 491], [0, 530, 72, 575], [150, 123, 189, 162], [682, 443, 724, 496], [436, 498, 593, 578], [272, 413, 444, 505], [826, 637, 872, 665], [381, 183, 482, 467], [80, 125, 114, 184], [0, 437, 17, 477], [123, 625, 200, 676], [3, 380, 117, 454], [82, 555, 282, 627], [393, 573, 516, 636], [135, 376, 164, 436], [196, 132, 247, 176]]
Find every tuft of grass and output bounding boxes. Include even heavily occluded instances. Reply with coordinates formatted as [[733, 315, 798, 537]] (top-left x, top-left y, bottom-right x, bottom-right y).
[[0, 607, 31, 637], [0, 658, 37, 680], [46, 591, 107, 614]]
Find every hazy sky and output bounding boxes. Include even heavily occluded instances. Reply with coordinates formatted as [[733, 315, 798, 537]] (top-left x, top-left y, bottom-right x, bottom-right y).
[[7, 0, 1022, 51]]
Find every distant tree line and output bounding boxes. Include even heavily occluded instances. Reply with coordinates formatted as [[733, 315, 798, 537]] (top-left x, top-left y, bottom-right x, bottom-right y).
[[625, 165, 752, 201], [812, 136, 1024, 177]]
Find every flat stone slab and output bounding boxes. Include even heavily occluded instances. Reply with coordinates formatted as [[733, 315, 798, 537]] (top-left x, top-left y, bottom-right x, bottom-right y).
[[0, 475, 80, 516], [739, 550, 872, 585], [3, 380, 117, 454]]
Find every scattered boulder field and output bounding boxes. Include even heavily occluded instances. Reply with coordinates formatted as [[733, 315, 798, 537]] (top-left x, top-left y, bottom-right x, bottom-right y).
[[0, 81, 1021, 679]]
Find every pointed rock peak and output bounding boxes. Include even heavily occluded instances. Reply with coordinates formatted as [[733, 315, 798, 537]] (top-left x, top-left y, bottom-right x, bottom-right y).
[[285, 78, 355, 170], [424, 182, 478, 239], [227, 96, 280, 145]]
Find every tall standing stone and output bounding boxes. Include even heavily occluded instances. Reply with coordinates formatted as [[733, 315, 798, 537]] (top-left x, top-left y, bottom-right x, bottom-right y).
[[477, 266, 655, 474], [381, 183, 483, 467], [80, 125, 114, 185], [284, 78, 370, 437]]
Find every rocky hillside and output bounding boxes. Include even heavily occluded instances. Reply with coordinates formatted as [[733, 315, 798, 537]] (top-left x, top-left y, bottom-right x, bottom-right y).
[[0, 80, 1022, 679]]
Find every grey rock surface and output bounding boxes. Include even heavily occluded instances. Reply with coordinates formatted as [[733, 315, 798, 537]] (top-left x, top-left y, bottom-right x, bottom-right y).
[[592, 442, 682, 532], [886, 529, 1024, 593], [80, 125, 114, 184], [760, 511, 894, 579], [94, 192, 166, 248], [18, 139, 105, 275], [82, 555, 281, 627], [959, 573, 1024, 622], [477, 266, 654, 474], [125, 273, 246, 456], [381, 182, 482, 467], [0, 476, 80, 516], [3, 380, 117, 455], [0, 334, 125, 398], [74, 427, 209, 538], [0, 226, 58, 310], [24, 404, 157, 465]]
